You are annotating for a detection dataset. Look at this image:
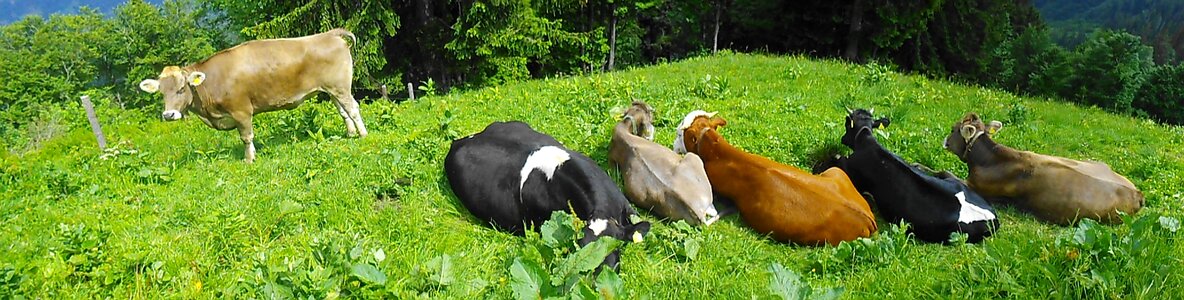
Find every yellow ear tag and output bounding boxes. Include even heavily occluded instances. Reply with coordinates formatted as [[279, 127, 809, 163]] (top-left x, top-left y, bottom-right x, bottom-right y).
[[191, 77, 203, 86], [878, 123, 885, 129], [632, 232, 643, 243], [988, 127, 997, 134]]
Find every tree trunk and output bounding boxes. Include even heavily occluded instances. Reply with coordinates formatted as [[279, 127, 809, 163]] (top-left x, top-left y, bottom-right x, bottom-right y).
[[712, 1, 722, 53], [608, 6, 618, 71], [844, 0, 866, 62]]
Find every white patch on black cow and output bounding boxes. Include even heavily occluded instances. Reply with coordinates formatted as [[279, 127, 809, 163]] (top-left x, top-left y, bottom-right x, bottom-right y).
[[519, 146, 572, 191], [956, 191, 996, 223], [588, 219, 609, 236]]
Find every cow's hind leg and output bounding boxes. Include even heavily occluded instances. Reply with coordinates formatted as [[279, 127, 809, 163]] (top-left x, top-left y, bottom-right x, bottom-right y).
[[330, 99, 359, 137], [329, 90, 367, 137]]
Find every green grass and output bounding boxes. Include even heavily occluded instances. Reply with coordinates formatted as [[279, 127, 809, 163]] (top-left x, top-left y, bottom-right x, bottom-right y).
[[2, 53, 1182, 298]]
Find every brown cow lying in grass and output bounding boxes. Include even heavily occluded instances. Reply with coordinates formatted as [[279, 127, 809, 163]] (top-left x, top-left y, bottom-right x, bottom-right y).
[[943, 113, 1144, 225], [608, 102, 718, 226], [674, 110, 876, 245]]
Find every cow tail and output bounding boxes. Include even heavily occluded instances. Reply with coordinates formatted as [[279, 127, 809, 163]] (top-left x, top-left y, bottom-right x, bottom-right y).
[[332, 28, 357, 47]]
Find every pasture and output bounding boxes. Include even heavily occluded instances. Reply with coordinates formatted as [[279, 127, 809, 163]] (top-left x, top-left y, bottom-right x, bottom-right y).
[[1, 53, 1182, 298]]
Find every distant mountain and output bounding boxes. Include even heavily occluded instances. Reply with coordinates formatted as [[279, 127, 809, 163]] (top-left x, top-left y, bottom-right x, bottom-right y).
[[1034, 0, 1184, 64], [0, 0, 163, 24]]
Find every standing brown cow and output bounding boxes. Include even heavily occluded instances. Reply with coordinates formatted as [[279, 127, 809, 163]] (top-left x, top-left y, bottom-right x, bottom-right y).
[[138, 28, 367, 162], [943, 113, 1143, 224]]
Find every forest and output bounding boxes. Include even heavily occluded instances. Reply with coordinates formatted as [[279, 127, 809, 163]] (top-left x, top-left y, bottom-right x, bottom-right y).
[[2, 1, 1182, 142]]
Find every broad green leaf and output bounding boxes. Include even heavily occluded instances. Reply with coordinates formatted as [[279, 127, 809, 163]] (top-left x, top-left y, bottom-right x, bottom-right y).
[[261, 279, 293, 299], [426, 254, 455, 286], [553, 238, 621, 286], [279, 200, 304, 215], [349, 245, 364, 260], [814, 287, 844, 300], [682, 238, 700, 261], [595, 268, 625, 299], [510, 257, 547, 300], [767, 262, 808, 300], [350, 263, 387, 285], [541, 211, 576, 250], [570, 280, 598, 300]]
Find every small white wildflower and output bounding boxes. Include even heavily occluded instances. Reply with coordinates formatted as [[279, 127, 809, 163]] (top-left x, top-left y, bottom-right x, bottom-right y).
[[374, 248, 386, 263]]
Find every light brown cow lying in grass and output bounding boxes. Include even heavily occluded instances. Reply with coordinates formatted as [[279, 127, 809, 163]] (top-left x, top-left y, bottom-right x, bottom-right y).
[[943, 113, 1144, 225], [609, 102, 719, 225], [138, 28, 366, 162]]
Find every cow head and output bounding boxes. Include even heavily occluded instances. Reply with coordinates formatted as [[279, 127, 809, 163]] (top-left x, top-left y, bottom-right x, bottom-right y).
[[621, 101, 656, 141], [673, 110, 724, 154], [578, 217, 651, 270], [944, 113, 1002, 161], [138, 66, 206, 121], [841, 108, 890, 148]]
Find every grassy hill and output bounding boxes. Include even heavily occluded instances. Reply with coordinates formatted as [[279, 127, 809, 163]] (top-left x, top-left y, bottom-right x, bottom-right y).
[[2, 53, 1182, 298]]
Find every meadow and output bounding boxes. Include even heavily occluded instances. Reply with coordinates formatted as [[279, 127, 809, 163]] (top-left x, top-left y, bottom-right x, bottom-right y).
[[1, 53, 1182, 298]]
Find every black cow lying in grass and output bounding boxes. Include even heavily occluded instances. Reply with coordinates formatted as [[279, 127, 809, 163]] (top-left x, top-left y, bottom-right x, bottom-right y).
[[815, 109, 999, 243], [444, 121, 651, 269]]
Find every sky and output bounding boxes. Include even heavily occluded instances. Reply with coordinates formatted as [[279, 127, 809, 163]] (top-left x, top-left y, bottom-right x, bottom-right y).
[[1, 0, 164, 24]]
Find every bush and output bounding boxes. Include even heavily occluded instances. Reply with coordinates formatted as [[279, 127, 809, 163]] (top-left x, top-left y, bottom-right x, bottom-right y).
[[1065, 29, 1153, 113], [1134, 64, 1184, 124], [991, 27, 1072, 98]]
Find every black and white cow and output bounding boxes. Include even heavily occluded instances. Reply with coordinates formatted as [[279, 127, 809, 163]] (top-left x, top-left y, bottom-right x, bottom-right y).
[[444, 121, 651, 268], [815, 109, 999, 243]]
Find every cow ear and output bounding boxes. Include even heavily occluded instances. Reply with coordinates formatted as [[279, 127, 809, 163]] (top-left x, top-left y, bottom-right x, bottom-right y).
[[629, 221, 651, 243], [960, 124, 977, 140], [139, 79, 160, 93], [710, 117, 727, 128], [875, 117, 891, 129], [987, 120, 1003, 134], [187, 71, 206, 86]]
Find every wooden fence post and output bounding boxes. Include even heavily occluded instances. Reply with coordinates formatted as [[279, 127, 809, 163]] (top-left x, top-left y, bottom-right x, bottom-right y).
[[80, 95, 107, 149], [407, 82, 416, 101]]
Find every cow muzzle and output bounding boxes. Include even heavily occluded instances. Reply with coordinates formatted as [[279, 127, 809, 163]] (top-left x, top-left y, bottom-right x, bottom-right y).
[[162, 110, 183, 121]]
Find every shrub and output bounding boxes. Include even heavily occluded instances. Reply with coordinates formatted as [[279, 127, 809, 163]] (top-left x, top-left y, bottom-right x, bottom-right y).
[[1065, 29, 1153, 114], [1134, 64, 1184, 125]]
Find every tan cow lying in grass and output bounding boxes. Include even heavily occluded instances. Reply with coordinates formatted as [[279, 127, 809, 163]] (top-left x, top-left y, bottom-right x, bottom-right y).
[[138, 28, 366, 162], [943, 113, 1144, 225], [609, 102, 719, 225]]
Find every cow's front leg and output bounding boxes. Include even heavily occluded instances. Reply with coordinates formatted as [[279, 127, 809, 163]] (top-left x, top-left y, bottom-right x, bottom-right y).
[[234, 114, 256, 163]]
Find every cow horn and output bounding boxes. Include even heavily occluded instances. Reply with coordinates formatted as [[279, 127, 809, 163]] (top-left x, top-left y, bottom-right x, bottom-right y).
[[960, 124, 977, 141], [706, 111, 718, 118], [846, 107, 853, 114], [869, 108, 875, 115], [139, 79, 160, 93], [988, 120, 1003, 134]]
